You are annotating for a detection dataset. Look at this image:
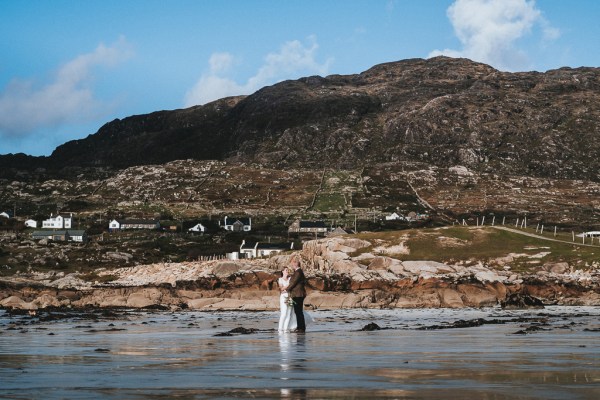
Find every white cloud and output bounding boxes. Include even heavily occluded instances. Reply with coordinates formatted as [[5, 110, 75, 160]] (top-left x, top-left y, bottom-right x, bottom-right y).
[[208, 52, 235, 74], [0, 37, 132, 139], [184, 36, 333, 107], [429, 0, 560, 71]]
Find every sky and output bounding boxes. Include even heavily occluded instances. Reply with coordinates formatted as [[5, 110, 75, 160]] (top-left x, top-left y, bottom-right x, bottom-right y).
[[1, 0, 599, 156]]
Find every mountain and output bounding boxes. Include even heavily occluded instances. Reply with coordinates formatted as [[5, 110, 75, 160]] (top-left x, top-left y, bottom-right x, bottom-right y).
[[2, 56, 599, 181]]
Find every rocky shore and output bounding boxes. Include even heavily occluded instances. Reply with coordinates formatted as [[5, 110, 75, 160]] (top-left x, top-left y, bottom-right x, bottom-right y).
[[1, 236, 599, 311]]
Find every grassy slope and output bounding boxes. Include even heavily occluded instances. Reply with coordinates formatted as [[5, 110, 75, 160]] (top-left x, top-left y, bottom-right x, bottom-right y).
[[354, 226, 599, 273]]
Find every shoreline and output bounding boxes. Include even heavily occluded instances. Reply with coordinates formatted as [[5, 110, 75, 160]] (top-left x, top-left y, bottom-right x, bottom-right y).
[[2, 234, 599, 311]]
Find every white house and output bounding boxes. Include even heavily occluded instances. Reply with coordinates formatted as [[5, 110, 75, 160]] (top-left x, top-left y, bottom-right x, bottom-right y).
[[188, 223, 206, 233], [287, 219, 328, 234], [239, 240, 293, 258], [0, 211, 11, 219], [223, 216, 251, 232], [31, 229, 87, 243], [109, 219, 160, 231], [25, 219, 37, 228], [42, 213, 73, 229], [385, 212, 404, 221]]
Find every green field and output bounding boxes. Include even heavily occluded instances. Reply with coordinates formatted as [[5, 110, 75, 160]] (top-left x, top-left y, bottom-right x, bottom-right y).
[[354, 226, 599, 273]]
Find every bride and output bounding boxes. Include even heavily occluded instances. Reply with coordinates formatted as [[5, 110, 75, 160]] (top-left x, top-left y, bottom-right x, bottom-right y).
[[278, 267, 312, 332], [278, 267, 296, 332]]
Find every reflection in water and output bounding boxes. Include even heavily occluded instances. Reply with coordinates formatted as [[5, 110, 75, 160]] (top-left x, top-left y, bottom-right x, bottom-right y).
[[279, 333, 309, 398], [280, 387, 308, 399], [279, 332, 307, 376], [278, 333, 292, 375], [1, 307, 599, 399]]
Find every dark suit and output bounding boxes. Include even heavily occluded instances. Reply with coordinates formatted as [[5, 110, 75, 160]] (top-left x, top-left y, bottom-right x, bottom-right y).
[[286, 268, 307, 331]]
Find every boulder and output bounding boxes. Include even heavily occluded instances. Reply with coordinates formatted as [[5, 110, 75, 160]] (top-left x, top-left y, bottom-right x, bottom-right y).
[[211, 262, 243, 277], [127, 292, 160, 308], [0, 295, 28, 308], [501, 293, 545, 309], [32, 294, 63, 308], [542, 262, 570, 274], [438, 289, 465, 308], [401, 261, 456, 275], [367, 256, 391, 270], [187, 298, 223, 309]]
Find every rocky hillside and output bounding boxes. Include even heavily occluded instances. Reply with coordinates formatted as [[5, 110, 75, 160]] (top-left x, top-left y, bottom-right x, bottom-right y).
[[2, 57, 600, 181]]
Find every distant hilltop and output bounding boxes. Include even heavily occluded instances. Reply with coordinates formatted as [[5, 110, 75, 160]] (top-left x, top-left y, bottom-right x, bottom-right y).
[[1, 56, 600, 182]]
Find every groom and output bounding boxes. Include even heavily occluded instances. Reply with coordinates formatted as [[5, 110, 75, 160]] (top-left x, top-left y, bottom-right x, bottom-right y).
[[286, 257, 307, 333]]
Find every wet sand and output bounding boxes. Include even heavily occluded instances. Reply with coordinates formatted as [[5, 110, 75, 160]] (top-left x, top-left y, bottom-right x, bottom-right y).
[[1, 306, 598, 399]]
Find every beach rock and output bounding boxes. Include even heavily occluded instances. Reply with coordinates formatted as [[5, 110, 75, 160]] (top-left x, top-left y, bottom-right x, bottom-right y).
[[0, 295, 28, 309], [361, 322, 381, 331], [457, 283, 501, 307], [306, 292, 366, 309], [501, 293, 545, 309], [186, 298, 224, 309], [438, 288, 465, 308], [32, 294, 62, 308], [126, 288, 164, 308]]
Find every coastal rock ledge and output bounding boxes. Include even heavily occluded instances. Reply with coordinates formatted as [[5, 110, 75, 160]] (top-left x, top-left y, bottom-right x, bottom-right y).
[[1, 237, 599, 310]]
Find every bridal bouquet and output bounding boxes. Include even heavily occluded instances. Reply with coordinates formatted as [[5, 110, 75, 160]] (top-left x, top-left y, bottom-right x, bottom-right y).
[[286, 297, 296, 307]]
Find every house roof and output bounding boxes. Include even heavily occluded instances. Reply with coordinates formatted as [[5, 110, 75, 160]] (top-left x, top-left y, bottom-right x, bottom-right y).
[[299, 220, 327, 228], [32, 229, 86, 236], [256, 242, 291, 250], [240, 241, 258, 250], [329, 227, 354, 236], [115, 219, 159, 224], [225, 216, 251, 225]]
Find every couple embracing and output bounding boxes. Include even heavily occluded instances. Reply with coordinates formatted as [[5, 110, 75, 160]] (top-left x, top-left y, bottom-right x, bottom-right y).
[[278, 256, 309, 333]]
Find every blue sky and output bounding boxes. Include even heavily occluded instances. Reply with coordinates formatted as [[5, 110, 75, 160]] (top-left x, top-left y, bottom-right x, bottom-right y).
[[1, 0, 599, 156]]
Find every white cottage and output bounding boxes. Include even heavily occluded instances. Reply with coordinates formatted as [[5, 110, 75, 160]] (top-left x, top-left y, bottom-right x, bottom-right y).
[[42, 213, 73, 229], [188, 223, 206, 233], [385, 212, 406, 221], [109, 219, 160, 231], [223, 216, 251, 232], [25, 219, 37, 228], [239, 240, 292, 258]]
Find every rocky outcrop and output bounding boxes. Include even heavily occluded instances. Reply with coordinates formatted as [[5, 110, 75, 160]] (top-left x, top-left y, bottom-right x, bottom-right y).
[[1, 236, 598, 311]]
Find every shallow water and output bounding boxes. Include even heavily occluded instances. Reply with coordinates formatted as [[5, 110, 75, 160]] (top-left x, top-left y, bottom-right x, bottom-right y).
[[0, 306, 598, 399]]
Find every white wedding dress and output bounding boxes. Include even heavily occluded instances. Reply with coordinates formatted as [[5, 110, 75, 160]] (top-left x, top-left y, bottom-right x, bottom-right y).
[[278, 277, 313, 332], [278, 277, 296, 332]]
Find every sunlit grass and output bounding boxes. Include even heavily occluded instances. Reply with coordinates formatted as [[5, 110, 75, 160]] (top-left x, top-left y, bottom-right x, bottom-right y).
[[353, 226, 599, 273]]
